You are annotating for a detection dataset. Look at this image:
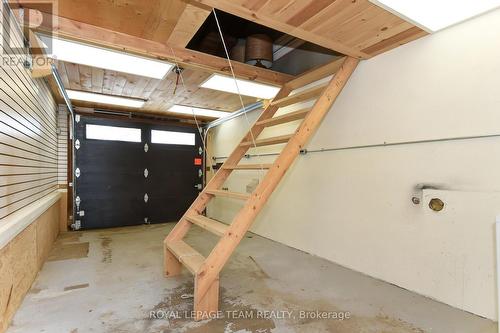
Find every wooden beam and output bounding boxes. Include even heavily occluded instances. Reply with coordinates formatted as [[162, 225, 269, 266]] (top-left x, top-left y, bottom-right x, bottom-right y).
[[223, 164, 273, 170], [194, 275, 219, 320], [166, 240, 205, 274], [361, 27, 428, 57], [24, 11, 293, 86], [143, 0, 188, 43], [185, 214, 228, 237], [29, 32, 52, 78], [193, 0, 369, 59], [271, 83, 328, 107], [256, 108, 310, 127], [239, 134, 293, 147], [205, 190, 250, 200], [164, 244, 183, 277], [167, 3, 211, 47]]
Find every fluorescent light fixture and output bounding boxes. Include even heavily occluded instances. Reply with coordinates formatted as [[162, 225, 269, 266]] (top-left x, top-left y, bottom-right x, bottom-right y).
[[151, 130, 195, 146], [370, 0, 500, 32], [67, 90, 145, 108], [86, 124, 141, 143], [168, 105, 230, 118], [200, 74, 280, 99], [38, 35, 173, 79]]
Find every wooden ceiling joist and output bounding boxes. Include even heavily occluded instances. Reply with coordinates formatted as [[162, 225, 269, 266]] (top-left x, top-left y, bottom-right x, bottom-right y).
[[24, 10, 293, 86]]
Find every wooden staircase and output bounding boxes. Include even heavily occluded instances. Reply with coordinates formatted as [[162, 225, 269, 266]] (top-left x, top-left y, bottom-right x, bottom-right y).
[[163, 56, 359, 320]]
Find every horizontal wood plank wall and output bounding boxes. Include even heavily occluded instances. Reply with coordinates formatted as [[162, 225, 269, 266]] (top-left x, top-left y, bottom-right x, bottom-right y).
[[57, 106, 68, 187], [0, 4, 59, 220]]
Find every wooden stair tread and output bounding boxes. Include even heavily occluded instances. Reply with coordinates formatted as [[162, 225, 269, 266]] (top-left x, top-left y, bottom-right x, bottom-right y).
[[256, 108, 311, 127], [205, 189, 250, 200], [167, 240, 205, 274], [270, 83, 328, 108], [186, 214, 228, 236], [286, 57, 345, 90], [240, 134, 293, 147], [224, 164, 272, 170]]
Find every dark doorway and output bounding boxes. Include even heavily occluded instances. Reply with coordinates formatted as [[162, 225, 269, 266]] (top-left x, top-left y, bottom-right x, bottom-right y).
[[74, 116, 202, 229]]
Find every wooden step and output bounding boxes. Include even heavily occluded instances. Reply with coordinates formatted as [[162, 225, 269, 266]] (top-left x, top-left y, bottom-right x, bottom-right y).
[[186, 214, 228, 236], [166, 240, 205, 274], [240, 134, 293, 147], [205, 189, 250, 200], [256, 108, 311, 127], [270, 83, 328, 108], [224, 163, 273, 170], [286, 57, 345, 90]]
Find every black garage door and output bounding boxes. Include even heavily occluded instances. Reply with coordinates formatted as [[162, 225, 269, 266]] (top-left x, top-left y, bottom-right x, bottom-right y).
[[74, 115, 202, 229]]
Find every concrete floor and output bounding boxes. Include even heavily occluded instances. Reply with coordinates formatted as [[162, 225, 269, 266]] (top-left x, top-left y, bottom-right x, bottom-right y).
[[7, 223, 496, 333]]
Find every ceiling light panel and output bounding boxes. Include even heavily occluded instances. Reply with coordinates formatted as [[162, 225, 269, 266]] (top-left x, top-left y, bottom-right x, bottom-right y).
[[200, 74, 280, 100], [39, 35, 173, 79], [370, 0, 500, 32], [169, 105, 230, 118], [66, 90, 145, 108]]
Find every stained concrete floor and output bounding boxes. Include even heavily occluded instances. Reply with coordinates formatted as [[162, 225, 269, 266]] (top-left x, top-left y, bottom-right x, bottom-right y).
[[7, 223, 496, 333]]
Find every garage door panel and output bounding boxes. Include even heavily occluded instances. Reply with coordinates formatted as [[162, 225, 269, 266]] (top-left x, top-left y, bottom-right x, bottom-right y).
[[75, 116, 200, 229]]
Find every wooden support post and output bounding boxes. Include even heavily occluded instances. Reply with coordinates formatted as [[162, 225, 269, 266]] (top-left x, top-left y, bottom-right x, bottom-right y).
[[194, 275, 219, 321], [164, 241, 182, 277], [27, 29, 52, 78]]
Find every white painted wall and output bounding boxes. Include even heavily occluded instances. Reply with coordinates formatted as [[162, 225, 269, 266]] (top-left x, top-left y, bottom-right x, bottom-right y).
[[207, 9, 500, 320]]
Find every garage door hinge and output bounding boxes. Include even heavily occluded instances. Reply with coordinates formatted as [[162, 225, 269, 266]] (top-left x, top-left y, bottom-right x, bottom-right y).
[[144, 193, 149, 203], [75, 139, 80, 150], [144, 168, 149, 178], [72, 220, 81, 230], [75, 168, 81, 178], [144, 143, 149, 152]]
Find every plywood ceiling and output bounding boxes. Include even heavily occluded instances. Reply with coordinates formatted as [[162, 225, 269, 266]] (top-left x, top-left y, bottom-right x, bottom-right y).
[[23, 0, 429, 119], [194, 0, 428, 58], [56, 60, 258, 117], [48, 0, 427, 58], [17, 0, 211, 47], [53, 0, 186, 43]]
